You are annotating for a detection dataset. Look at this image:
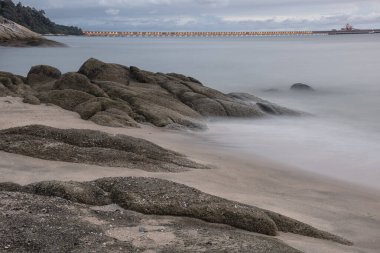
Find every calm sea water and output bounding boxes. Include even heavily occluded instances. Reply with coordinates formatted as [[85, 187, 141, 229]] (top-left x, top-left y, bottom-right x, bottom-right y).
[[1, 35, 380, 189]]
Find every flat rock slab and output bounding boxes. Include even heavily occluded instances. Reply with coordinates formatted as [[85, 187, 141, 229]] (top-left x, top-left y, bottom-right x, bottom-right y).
[[0, 191, 302, 253], [0, 125, 207, 172], [0, 177, 352, 246]]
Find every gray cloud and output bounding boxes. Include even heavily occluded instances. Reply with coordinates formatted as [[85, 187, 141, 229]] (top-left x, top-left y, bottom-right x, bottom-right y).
[[105, 9, 120, 16], [19, 0, 380, 31]]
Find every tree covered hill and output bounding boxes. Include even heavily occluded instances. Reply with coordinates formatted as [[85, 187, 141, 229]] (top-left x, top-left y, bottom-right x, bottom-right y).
[[0, 0, 83, 35]]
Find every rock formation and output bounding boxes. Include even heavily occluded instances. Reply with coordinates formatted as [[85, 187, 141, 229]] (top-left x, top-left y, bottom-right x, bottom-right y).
[[0, 177, 352, 248], [0, 125, 206, 172], [0, 59, 353, 251], [290, 83, 314, 91], [26, 65, 62, 87], [0, 16, 65, 47], [0, 71, 33, 97], [0, 58, 301, 129], [0, 190, 302, 253]]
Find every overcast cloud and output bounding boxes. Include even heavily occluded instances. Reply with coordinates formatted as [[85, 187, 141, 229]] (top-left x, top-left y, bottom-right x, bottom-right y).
[[19, 0, 380, 31]]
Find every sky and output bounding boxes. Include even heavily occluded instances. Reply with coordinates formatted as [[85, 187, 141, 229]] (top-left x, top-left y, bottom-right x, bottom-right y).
[[19, 0, 380, 31]]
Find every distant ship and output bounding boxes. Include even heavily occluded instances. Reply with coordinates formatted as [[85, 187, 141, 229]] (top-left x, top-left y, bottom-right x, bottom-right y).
[[313, 24, 380, 35]]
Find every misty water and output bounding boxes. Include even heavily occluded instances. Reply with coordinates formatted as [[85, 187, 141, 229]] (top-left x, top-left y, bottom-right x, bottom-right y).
[[1, 35, 380, 189]]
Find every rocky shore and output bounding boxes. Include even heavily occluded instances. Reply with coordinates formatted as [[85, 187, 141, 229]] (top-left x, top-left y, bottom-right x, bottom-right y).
[[1, 58, 300, 130], [0, 177, 351, 252], [0, 190, 300, 253], [0, 16, 65, 47], [0, 60, 365, 252]]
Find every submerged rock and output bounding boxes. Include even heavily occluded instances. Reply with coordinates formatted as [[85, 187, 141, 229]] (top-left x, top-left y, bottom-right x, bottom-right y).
[[262, 88, 280, 92], [0, 125, 207, 172], [228, 92, 301, 116], [290, 83, 314, 91]]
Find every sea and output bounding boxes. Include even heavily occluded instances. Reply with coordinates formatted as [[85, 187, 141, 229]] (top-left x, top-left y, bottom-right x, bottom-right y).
[[1, 35, 380, 189]]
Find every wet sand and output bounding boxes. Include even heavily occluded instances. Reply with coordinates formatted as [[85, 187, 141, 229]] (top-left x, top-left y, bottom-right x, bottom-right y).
[[1, 97, 379, 253]]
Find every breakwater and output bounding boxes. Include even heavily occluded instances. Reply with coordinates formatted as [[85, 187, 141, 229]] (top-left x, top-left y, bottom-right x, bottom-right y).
[[84, 31, 314, 37], [83, 29, 380, 37]]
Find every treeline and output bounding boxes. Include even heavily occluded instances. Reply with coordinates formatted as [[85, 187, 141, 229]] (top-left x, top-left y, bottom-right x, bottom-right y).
[[0, 0, 83, 35]]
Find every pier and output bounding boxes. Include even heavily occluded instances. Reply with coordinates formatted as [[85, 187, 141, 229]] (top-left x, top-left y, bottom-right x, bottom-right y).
[[83, 31, 314, 37]]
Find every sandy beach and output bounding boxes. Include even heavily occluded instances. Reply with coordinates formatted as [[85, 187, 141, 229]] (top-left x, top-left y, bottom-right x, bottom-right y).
[[1, 96, 379, 253]]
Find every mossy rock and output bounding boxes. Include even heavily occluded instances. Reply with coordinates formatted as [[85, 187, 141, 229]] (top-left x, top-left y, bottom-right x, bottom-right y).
[[55, 72, 108, 97], [38, 89, 95, 110], [78, 58, 130, 85], [27, 65, 61, 86]]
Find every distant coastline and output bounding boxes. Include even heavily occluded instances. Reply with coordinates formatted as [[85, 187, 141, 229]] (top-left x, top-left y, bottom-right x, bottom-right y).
[[0, 16, 66, 47], [0, 0, 83, 35]]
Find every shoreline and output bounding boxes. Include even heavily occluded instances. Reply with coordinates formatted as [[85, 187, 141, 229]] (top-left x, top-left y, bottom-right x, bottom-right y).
[[1, 97, 379, 252], [202, 117, 380, 192], [0, 16, 66, 48], [0, 38, 66, 47]]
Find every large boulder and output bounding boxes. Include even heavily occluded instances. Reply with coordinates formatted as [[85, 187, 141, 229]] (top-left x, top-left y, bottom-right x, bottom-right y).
[[26, 65, 61, 87], [0, 80, 14, 96], [90, 108, 138, 128], [0, 71, 30, 97], [73, 96, 139, 127], [180, 92, 229, 117], [38, 89, 95, 110], [73, 99, 103, 120], [55, 72, 108, 97], [159, 80, 284, 118], [130, 66, 157, 84], [0, 71, 24, 86], [78, 58, 130, 85], [96, 80, 206, 129], [3, 58, 302, 129], [49, 58, 303, 129]]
